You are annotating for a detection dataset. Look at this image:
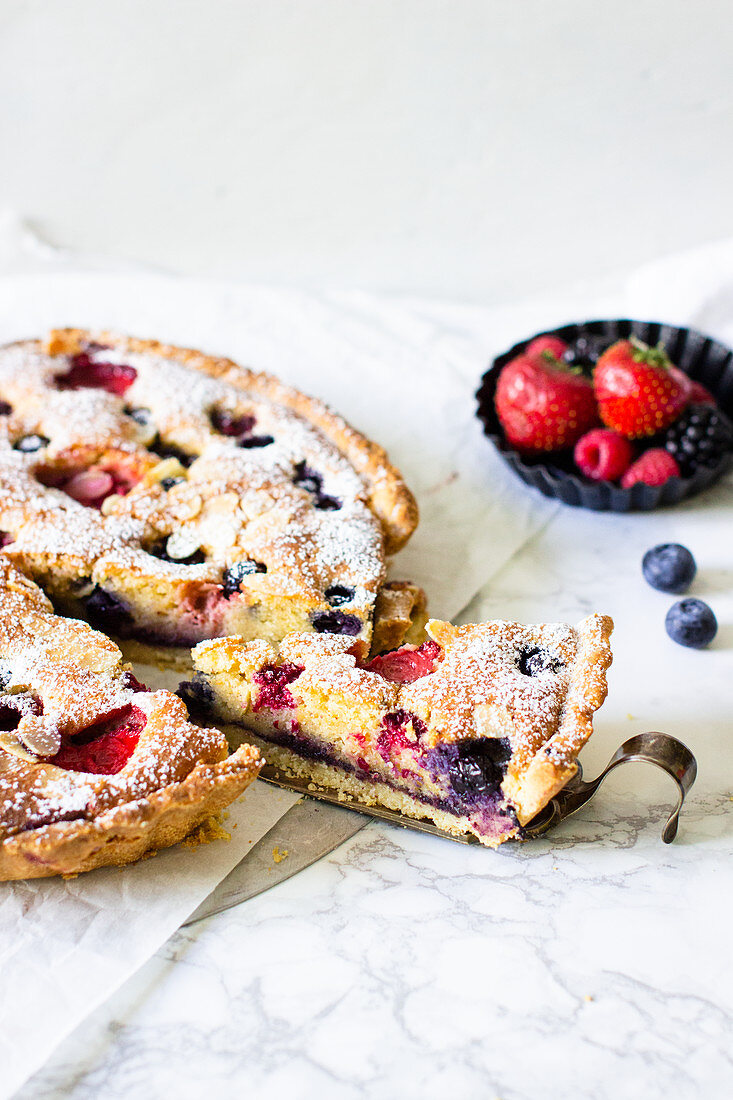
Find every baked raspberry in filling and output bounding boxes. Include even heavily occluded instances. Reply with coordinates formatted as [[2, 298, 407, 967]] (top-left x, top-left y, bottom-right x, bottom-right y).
[[0, 331, 420, 662], [50, 704, 146, 775], [54, 352, 137, 395]]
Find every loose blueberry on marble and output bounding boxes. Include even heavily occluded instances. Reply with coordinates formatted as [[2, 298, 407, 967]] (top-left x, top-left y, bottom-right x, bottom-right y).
[[84, 587, 135, 635], [325, 585, 355, 607], [642, 544, 697, 594], [222, 560, 267, 597], [0, 401, 12, 416], [14, 434, 49, 453], [312, 610, 361, 635], [177, 674, 215, 712], [665, 599, 718, 649], [517, 646, 564, 676]]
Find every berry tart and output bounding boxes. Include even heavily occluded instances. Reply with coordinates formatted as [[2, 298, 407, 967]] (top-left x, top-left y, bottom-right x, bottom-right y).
[[0, 558, 261, 880], [180, 612, 613, 846], [0, 330, 420, 666], [477, 320, 733, 511]]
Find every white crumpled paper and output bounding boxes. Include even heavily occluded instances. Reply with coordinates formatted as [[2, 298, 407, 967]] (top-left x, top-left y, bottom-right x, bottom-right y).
[[0, 213, 557, 1097]]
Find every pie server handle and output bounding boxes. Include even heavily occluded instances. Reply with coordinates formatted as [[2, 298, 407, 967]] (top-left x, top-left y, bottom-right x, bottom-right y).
[[523, 731, 698, 843]]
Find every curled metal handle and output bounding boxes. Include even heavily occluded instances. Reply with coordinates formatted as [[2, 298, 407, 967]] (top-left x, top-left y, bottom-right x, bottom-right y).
[[524, 731, 697, 843]]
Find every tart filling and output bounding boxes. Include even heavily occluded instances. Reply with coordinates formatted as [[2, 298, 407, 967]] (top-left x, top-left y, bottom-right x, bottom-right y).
[[0, 330, 418, 662], [183, 613, 613, 846], [0, 558, 261, 880]]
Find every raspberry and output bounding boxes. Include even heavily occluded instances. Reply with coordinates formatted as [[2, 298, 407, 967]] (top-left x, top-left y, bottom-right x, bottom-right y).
[[620, 449, 680, 488], [574, 428, 633, 482], [366, 639, 442, 684]]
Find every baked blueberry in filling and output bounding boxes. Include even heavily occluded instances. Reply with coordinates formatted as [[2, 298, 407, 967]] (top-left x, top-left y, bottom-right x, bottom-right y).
[[435, 737, 512, 807], [160, 476, 185, 490], [325, 585, 355, 607], [124, 405, 152, 425], [177, 673, 215, 712], [84, 586, 135, 636], [311, 610, 362, 636], [149, 438, 197, 468], [293, 461, 322, 494], [14, 434, 49, 453], [148, 539, 206, 566], [0, 401, 12, 416], [0, 691, 43, 731], [292, 460, 342, 509], [517, 646, 564, 676], [0, 661, 11, 690], [0, 532, 13, 548], [239, 434, 275, 449], [222, 560, 267, 597]]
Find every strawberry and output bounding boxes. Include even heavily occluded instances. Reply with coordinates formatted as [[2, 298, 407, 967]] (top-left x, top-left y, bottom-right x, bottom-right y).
[[688, 379, 717, 406], [594, 337, 691, 439], [495, 353, 598, 453], [620, 449, 680, 488], [526, 335, 569, 360]]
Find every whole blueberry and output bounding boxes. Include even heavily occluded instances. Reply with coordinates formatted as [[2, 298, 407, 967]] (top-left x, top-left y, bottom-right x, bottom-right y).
[[665, 599, 717, 649], [312, 610, 361, 636], [177, 675, 214, 712], [517, 646, 564, 676], [642, 544, 697, 594]]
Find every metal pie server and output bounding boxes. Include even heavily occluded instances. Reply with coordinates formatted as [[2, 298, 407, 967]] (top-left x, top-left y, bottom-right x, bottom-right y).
[[185, 730, 696, 924]]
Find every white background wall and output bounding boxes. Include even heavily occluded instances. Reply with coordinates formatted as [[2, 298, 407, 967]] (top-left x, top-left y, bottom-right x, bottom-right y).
[[1, 0, 732, 302]]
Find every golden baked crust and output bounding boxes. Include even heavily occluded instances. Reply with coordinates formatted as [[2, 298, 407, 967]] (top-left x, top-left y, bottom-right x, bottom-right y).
[[0, 330, 418, 659], [45, 329, 418, 554], [187, 612, 613, 845], [0, 558, 261, 880]]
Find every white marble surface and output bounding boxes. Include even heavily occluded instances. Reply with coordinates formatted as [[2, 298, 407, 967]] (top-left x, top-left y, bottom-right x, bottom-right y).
[[17, 430, 733, 1099], [4, 230, 733, 1097]]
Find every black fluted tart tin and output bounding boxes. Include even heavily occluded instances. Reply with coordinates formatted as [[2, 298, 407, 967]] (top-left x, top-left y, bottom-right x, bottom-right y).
[[475, 319, 733, 512]]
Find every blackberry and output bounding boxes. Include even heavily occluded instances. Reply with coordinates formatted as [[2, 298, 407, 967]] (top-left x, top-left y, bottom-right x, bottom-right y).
[[563, 334, 609, 375], [662, 403, 733, 478]]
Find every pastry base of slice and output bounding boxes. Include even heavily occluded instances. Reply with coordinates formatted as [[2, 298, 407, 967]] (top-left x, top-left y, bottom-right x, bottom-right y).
[[246, 734, 520, 847], [0, 745, 261, 881]]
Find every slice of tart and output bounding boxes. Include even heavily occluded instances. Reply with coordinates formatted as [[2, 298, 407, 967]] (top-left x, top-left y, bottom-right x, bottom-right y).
[[0, 558, 261, 880], [182, 612, 613, 846], [0, 329, 419, 667]]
